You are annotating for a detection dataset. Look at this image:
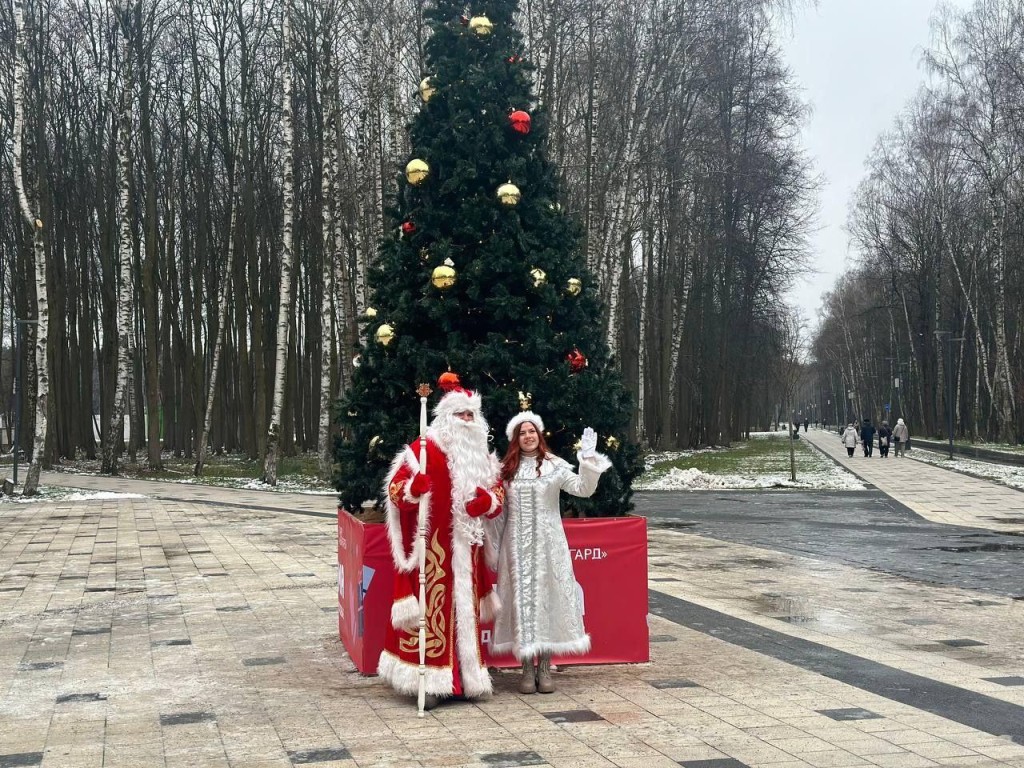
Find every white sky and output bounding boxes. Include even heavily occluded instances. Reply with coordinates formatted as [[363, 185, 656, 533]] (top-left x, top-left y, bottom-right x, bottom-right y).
[[780, 0, 973, 322]]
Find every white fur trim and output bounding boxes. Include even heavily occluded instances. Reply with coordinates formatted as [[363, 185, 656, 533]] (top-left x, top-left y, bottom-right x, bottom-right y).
[[505, 411, 544, 441], [383, 449, 426, 574], [391, 596, 420, 631], [479, 589, 501, 623], [449, 508, 493, 697], [491, 634, 592, 662], [433, 389, 482, 422], [576, 451, 613, 473], [377, 650, 454, 696]]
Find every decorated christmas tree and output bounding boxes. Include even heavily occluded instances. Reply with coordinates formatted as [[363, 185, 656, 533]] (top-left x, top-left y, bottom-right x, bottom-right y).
[[334, 0, 642, 515]]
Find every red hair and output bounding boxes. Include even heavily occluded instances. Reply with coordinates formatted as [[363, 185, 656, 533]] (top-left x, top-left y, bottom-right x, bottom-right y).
[[501, 422, 551, 483]]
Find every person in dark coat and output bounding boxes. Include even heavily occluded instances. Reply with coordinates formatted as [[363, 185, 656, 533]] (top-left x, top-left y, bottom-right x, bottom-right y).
[[860, 418, 876, 457], [877, 421, 892, 458]]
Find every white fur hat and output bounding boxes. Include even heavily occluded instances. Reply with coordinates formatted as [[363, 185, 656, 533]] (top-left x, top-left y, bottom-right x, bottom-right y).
[[506, 410, 544, 441], [433, 388, 482, 423]]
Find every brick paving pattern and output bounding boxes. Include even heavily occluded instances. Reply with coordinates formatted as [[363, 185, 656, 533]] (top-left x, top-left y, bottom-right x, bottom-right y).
[[0, 466, 1022, 766]]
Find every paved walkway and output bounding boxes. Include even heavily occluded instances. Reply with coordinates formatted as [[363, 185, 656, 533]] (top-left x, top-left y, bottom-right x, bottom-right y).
[[38, 471, 336, 517], [802, 429, 1024, 533], [1, 471, 1023, 767]]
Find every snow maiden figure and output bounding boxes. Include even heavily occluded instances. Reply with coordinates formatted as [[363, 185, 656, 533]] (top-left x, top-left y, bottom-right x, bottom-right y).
[[492, 411, 611, 693]]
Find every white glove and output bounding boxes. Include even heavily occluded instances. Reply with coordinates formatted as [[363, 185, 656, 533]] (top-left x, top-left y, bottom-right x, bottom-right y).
[[580, 427, 598, 458]]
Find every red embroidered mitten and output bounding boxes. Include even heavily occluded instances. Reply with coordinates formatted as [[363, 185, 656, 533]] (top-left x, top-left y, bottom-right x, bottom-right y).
[[409, 473, 431, 497], [465, 487, 493, 517]]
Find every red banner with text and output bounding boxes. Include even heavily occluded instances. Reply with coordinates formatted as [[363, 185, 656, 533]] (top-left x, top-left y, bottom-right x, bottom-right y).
[[337, 511, 648, 674]]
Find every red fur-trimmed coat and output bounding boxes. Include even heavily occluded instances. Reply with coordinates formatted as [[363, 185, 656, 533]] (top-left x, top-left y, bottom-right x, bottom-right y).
[[378, 438, 503, 698]]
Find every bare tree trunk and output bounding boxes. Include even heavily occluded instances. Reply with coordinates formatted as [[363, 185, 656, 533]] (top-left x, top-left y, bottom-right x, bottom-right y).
[[14, 0, 50, 496], [196, 183, 238, 476], [102, 83, 134, 476], [318, 89, 339, 481], [263, 0, 295, 486]]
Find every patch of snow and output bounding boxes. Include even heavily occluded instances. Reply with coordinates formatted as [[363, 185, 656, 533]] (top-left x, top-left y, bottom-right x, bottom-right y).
[[0, 488, 147, 504], [637, 466, 865, 491], [909, 451, 1024, 491], [63, 491, 147, 501]]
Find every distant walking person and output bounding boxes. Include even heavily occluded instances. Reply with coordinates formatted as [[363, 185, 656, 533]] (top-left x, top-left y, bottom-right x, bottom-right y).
[[860, 418, 876, 457], [841, 423, 859, 457], [877, 421, 891, 458], [892, 418, 909, 457]]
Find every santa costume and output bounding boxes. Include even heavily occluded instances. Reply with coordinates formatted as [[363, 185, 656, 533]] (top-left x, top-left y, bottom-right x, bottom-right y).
[[378, 377, 504, 701]]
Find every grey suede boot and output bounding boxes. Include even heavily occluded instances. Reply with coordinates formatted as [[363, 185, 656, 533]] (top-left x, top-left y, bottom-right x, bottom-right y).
[[518, 658, 537, 694], [536, 654, 555, 694]]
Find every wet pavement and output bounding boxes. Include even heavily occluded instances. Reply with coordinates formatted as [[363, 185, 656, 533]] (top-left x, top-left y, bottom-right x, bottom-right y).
[[640, 491, 1024, 598], [0, 464, 1023, 767]]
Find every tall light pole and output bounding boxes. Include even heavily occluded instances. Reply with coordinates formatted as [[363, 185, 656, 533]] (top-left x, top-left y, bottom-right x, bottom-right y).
[[884, 356, 897, 423], [12, 318, 39, 486], [934, 331, 964, 460]]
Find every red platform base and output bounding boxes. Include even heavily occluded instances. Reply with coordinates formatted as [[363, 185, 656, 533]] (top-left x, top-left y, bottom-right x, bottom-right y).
[[337, 509, 649, 673]]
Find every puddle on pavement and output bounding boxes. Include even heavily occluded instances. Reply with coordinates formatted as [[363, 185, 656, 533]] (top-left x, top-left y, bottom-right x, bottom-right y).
[[748, 592, 808, 613], [918, 542, 1024, 553], [745, 591, 859, 631], [650, 519, 697, 530]]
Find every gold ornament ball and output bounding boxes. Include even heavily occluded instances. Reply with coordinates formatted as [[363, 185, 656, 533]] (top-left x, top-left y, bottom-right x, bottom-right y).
[[573, 439, 582, 451], [375, 323, 395, 346], [369, 435, 383, 453], [431, 260, 457, 289], [530, 267, 547, 287], [566, 278, 582, 296], [405, 158, 430, 185], [469, 15, 493, 35], [365, 306, 378, 318], [419, 77, 436, 103], [606, 436, 621, 450], [497, 181, 521, 206]]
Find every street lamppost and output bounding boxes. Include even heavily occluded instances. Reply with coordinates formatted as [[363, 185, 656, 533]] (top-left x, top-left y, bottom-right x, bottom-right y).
[[11, 318, 39, 486], [884, 356, 897, 422], [848, 390, 855, 424], [934, 331, 964, 460]]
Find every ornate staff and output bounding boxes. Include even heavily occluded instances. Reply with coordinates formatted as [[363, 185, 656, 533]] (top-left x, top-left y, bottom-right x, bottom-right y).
[[415, 382, 432, 717]]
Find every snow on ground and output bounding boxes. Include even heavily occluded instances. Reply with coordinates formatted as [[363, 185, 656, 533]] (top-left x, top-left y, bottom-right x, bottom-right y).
[[0, 488, 147, 504], [636, 465, 865, 491], [637, 433, 866, 491], [908, 450, 1024, 491]]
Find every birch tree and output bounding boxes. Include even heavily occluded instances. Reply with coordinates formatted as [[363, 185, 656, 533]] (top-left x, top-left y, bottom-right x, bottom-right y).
[[263, 0, 295, 485], [12, 0, 50, 496], [101, 64, 135, 476]]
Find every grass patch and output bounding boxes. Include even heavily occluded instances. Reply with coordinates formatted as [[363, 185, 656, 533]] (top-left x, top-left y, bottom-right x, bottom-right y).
[[647, 434, 824, 478]]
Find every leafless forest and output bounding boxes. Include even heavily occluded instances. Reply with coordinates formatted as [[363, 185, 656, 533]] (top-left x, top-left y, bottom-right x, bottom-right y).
[[811, 1, 1024, 444], [2, 0, 817, 487]]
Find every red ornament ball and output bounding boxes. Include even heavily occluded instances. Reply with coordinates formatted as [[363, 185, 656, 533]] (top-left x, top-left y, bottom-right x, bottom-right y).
[[509, 109, 531, 135], [401, 220, 416, 235], [507, 55, 522, 64], [438, 371, 462, 391], [566, 348, 588, 374]]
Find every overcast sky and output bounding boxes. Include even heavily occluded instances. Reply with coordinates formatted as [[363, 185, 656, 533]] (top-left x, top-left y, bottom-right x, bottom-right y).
[[779, 0, 973, 322]]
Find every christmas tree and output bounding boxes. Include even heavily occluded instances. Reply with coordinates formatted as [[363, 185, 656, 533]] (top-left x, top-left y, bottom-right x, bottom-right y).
[[334, 0, 642, 515]]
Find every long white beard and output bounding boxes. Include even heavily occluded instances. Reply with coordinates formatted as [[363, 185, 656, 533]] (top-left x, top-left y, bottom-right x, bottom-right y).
[[428, 416, 496, 546]]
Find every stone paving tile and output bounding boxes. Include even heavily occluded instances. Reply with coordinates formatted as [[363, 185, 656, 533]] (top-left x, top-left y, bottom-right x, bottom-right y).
[[801, 430, 1024, 533], [2, 481, 1024, 768]]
